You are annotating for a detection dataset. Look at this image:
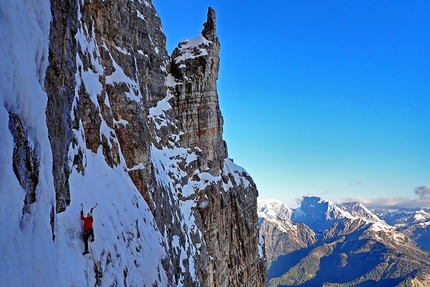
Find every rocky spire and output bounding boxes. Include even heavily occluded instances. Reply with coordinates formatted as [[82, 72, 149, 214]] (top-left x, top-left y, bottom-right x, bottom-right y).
[[202, 7, 218, 42], [169, 7, 266, 286], [170, 6, 224, 175]]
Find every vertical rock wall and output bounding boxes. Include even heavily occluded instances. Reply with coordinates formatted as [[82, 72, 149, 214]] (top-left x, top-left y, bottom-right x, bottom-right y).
[[45, 0, 78, 213]]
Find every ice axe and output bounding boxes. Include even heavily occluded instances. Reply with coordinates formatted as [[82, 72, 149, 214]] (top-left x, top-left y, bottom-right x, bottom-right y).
[[90, 203, 98, 213]]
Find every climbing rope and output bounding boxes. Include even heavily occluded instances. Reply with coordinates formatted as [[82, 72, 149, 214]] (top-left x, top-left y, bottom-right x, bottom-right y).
[[85, 245, 90, 287]]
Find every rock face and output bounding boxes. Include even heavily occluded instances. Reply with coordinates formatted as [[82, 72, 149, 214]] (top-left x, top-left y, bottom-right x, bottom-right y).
[[42, 1, 265, 286], [45, 0, 77, 213]]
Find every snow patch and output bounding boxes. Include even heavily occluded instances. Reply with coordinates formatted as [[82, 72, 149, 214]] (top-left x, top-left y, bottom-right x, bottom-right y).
[[137, 10, 145, 21], [223, 158, 250, 188], [105, 48, 141, 101], [174, 36, 212, 64], [148, 91, 175, 131], [115, 45, 130, 55]]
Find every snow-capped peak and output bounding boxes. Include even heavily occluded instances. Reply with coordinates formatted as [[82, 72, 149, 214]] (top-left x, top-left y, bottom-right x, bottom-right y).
[[413, 209, 430, 222], [340, 201, 381, 222], [258, 199, 293, 222], [298, 196, 354, 220]]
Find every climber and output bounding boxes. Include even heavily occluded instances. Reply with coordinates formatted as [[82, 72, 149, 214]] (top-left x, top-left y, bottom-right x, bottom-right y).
[[81, 203, 97, 255]]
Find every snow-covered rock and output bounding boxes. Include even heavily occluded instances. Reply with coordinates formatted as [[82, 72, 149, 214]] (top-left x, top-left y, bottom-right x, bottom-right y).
[[258, 199, 293, 222], [0, 2, 266, 286], [378, 208, 430, 252], [339, 201, 381, 222]]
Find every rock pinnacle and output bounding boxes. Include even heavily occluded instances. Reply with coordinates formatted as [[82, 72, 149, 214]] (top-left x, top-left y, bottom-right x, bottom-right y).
[[202, 7, 218, 42]]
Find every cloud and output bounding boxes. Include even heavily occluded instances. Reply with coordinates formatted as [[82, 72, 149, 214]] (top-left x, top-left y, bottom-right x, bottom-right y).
[[415, 184, 430, 197], [321, 189, 337, 195], [294, 195, 304, 206], [295, 190, 336, 204], [349, 181, 362, 187], [341, 184, 430, 209]]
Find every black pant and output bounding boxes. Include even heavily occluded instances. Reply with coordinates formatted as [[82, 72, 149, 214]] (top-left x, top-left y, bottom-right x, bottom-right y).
[[83, 228, 94, 251]]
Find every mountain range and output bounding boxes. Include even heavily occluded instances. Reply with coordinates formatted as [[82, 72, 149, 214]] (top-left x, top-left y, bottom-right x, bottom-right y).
[[259, 196, 430, 287]]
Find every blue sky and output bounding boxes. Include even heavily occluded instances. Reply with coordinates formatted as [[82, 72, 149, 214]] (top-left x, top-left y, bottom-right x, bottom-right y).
[[153, 1, 430, 208]]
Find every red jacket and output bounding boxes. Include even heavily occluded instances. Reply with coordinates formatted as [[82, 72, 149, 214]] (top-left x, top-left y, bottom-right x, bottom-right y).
[[81, 213, 93, 230]]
